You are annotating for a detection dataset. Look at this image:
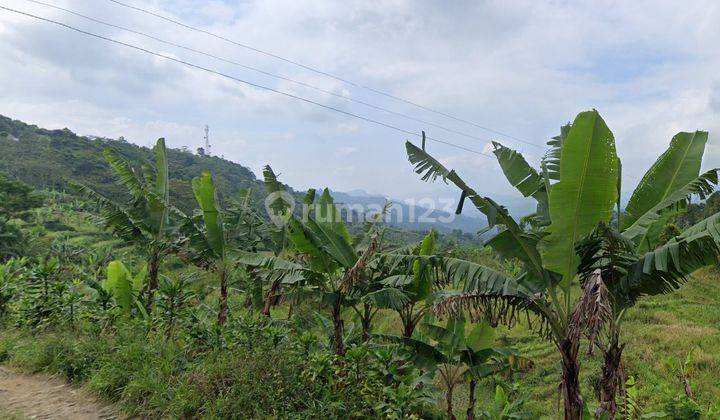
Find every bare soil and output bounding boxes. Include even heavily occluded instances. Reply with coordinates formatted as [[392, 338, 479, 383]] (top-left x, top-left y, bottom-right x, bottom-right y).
[[0, 366, 118, 420]]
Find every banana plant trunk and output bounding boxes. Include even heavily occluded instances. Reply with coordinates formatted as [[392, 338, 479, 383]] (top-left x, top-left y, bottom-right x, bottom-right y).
[[360, 303, 373, 342], [332, 297, 345, 356], [262, 280, 281, 317], [446, 387, 457, 420], [400, 306, 421, 338], [145, 249, 161, 312], [466, 378, 477, 420], [560, 337, 584, 420], [403, 318, 417, 339], [217, 266, 228, 325], [597, 339, 624, 419]]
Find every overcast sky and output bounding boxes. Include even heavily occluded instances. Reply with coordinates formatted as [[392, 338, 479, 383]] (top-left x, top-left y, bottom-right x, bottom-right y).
[[2, 0, 720, 209]]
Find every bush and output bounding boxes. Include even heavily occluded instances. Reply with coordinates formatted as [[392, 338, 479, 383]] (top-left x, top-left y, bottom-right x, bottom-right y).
[[663, 395, 702, 419], [0, 312, 439, 419]]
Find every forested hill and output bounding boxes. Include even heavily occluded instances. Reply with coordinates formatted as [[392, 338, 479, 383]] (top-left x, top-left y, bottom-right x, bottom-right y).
[[0, 115, 483, 236], [0, 114, 265, 213]]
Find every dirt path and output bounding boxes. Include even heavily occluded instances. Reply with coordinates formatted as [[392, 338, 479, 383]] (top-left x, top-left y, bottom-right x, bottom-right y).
[[0, 366, 119, 420]]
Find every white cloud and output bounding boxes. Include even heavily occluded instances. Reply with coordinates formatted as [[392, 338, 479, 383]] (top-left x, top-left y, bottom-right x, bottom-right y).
[[1, 0, 720, 201]]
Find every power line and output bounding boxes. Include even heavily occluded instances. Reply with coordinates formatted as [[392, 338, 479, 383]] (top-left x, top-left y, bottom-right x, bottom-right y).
[[106, 0, 543, 149], [0, 5, 494, 158], [22, 0, 527, 150]]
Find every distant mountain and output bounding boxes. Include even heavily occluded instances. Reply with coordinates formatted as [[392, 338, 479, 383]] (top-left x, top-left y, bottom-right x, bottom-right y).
[[328, 190, 485, 234]]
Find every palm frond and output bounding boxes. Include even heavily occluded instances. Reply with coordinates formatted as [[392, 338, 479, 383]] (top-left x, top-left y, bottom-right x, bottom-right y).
[[431, 258, 553, 336], [406, 141, 545, 278], [441, 257, 520, 291], [236, 251, 304, 271], [434, 290, 552, 339], [680, 211, 720, 241]]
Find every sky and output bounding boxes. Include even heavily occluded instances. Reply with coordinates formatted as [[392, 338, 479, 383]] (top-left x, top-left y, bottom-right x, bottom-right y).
[[2, 0, 720, 213]]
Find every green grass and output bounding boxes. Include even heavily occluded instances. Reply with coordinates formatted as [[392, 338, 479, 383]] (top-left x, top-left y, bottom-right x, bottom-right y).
[[449, 267, 720, 418]]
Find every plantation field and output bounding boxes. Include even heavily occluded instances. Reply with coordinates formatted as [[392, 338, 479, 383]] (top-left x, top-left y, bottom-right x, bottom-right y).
[[2, 110, 720, 419], [0, 267, 717, 418]]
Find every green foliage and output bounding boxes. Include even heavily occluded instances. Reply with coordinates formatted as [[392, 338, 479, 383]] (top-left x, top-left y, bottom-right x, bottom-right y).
[[542, 110, 619, 287], [191, 172, 225, 258], [662, 395, 701, 419], [104, 260, 136, 315], [0, 312, 439, 419], [623, 131, 708, 248], [405, 108, 720, 420], [0, 173, 44, 217], [480, 384, 528, 419], [0, 174, 44, 260], [3, 109, 720, 420], [0, 115, 262, 214]]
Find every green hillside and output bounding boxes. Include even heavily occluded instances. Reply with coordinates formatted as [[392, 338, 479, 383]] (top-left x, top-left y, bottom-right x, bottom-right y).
[[0, 115, 263, 213], [0, 115, 480, 240]]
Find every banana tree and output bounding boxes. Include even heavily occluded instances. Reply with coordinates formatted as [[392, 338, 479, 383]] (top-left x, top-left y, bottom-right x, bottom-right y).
[[175, 172, 232, 324], [294, 189, 381, 355], [257, 165, 294, 316], [404, 109, 720, 419], [76, 138, 171, 308], [398, 317, 512, 420], [242, 188, 379, 355], [230, 166, 315, 317], [572, 129, 718, 418], [343, 224, 392, 341], [364, 230, 441, 338]]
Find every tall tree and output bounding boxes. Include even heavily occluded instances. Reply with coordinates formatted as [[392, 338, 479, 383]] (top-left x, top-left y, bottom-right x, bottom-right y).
[[77, 138, 171, 308]]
